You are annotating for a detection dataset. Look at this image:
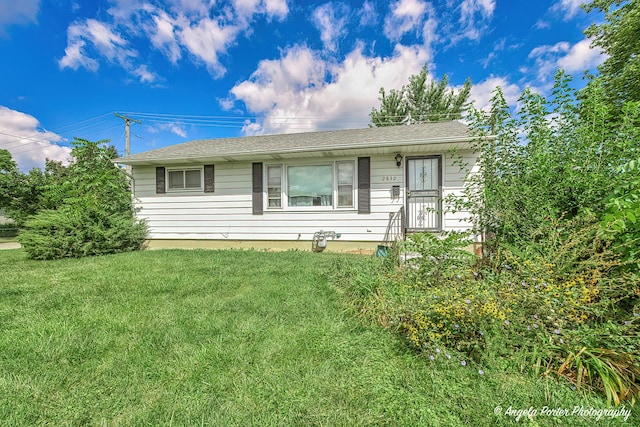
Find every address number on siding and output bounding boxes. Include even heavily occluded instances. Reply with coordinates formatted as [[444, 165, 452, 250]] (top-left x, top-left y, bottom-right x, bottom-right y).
[[381, 176, 398, 182]]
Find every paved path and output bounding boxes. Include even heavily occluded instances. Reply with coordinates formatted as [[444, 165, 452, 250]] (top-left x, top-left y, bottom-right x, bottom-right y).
[[0, 242, 20, 250]]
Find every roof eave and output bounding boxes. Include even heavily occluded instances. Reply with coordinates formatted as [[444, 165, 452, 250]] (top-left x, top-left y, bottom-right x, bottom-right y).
[[114, 135, 478, 166]]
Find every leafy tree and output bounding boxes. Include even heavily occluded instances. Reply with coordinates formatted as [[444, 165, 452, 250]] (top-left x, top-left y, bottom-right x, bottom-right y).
[[0, 149, 17, 211], [584, 0, 640, 106], [0, 150, 73, 224], [455, 70, 640, 250], [42, 138, 131, 214], [8, 169, 48, 224], [19, 138, 147, 259], [601, 156, 640, 268], [370, 66, 472, 126], [0, 149, 47, 224], [0, 149, 16, 172]]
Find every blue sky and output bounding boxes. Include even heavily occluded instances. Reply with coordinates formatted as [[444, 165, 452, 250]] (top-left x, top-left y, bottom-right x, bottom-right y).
[[0, 0, 604, 171]]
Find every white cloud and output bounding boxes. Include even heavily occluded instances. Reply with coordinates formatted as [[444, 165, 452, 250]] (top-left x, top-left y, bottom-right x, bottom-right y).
[[231, 0, 260, 19], [382, 0, 438, 56], [479, 38, 505, 68], [550, 0, 585, 20], [528, 41, 571, 82], [59, 19, 136, 71], [59, 18, 169, 84], [231, 45, 326, 113], [358, 1, 377, 27], [0, 0, 40, 34], [171, 125, 187, 138], [457, 0, 495, 41], [469, 76, 521, 112], [535, 19, 551, 30], [179, 18, 240, 77], [58, 40, 99, 71], [528, 39, 604, 83], [262, 0, 288, 19], [229, 43, 431, 134], [106, 0, 150, 21], [147, 122, 187, 138], [384, 0, 429, 41], [132, 65, 159, 84], [232, 0, 289, 21], [60, 1, 290, 82], [557, 39, 604, 73], [167, 0, 213, 17], [150, 11, 182, 64], [0, 107, 70, 171], [241, 120, 263, 135], [311, 3, 350, 52], [84, 19, 136, 64]]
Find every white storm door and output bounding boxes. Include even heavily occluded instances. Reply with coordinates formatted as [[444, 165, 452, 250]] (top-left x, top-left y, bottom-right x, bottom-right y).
[[406, 156, 442, 231]]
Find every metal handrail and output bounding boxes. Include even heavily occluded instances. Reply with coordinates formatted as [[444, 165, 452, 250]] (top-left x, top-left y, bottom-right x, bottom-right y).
[[382, 206, 405, 247]]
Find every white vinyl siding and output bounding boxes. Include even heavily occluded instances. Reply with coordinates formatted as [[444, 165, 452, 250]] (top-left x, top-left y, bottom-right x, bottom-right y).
[[442, 151, 479, 232], [131, 151, 477, 242]]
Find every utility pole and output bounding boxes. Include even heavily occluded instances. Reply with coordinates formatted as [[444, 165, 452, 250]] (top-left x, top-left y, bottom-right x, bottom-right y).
[[114, 113, 141, 174]]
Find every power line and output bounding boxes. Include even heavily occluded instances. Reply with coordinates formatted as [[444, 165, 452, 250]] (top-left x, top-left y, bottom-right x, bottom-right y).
[[0, 130, 60, 145], [0, 118, 114, 150], [0, 112, 114, 151], [117, 111, 466, 131], [5, 124, 123, 158], [1, 109, 467, 161], [120, 110, 465, 121]]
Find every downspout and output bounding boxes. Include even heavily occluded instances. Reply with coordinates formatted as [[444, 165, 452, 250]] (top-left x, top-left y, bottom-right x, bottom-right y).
[[113, 163, 136, 200], [118, 167, 136, 199]]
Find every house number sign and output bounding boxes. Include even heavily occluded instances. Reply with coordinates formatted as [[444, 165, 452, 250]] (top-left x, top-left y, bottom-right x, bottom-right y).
[[381, 176, 398, 182]]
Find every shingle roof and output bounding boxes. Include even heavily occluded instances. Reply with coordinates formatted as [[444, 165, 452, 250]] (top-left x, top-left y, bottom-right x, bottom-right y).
[[115, 121, 471, 165]]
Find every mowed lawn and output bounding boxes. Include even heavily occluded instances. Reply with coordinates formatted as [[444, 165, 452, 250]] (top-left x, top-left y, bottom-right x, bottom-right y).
[[0, 249, 634, 426]]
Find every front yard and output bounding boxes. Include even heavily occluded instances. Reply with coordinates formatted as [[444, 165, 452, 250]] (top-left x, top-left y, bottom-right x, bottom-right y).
[[0, 249, 635, 426]]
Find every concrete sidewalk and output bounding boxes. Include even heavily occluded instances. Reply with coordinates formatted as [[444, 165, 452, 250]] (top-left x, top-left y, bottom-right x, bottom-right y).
[[0, 242, 20, 250]]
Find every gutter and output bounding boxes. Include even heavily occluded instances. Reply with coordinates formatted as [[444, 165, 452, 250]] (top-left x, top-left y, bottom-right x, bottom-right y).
[[115, 135, 485, 165]]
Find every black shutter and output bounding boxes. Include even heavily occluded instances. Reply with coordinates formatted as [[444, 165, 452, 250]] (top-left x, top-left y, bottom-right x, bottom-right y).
[[252, 162, 263, 215], [155, 167, 166, 194], [358, 157, 370, 214], [204, 164, 215, 193]]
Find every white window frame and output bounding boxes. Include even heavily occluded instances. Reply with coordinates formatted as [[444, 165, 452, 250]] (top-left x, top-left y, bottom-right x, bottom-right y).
[[336, 160, 355, 209], [264, 160, 356, 211], [266, 164, 283, 209], [166, 167, 204, 192]]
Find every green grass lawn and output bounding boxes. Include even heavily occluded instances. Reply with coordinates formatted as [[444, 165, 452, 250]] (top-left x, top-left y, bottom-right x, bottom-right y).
[[0, 249, 636, 426]]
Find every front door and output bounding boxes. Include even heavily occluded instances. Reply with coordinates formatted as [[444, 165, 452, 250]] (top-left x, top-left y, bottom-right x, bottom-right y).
[[406, 156, 442, 231]]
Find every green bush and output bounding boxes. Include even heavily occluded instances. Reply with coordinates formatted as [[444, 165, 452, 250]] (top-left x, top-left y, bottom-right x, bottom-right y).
[[401, 231, 477, 286], [600, 158, 640, 270], [10, 138, 149, 260], [19, 207, 147, 260]]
